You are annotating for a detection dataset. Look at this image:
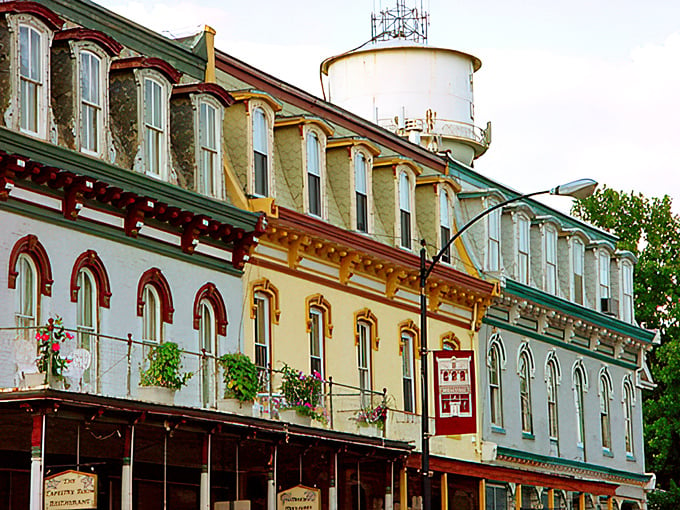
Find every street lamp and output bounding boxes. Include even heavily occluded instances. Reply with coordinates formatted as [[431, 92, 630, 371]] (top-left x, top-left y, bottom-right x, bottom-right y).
[[418, 178, 598, 510]]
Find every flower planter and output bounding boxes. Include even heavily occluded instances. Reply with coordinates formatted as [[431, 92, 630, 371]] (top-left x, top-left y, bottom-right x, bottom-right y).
[[279, 408, 312, 426], [138, 386, 176, 406], [23, 372, 47, 388], [217, 398, 253, 416], [356, 423, 381, 437]]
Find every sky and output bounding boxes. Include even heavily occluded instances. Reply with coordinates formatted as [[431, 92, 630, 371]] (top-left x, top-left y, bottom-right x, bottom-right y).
[[96, 0, 680, 213]]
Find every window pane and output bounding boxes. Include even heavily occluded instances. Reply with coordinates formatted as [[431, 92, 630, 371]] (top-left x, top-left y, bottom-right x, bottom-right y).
[[401, 210, 411, 249], [441, 226, 451, 263], [253, 109, 268, 154], [401, 333, 414, 413], [356, 192, 368, 232], [20, 26, 30, 78], [308, 173, 321, 216], [306, 132, 320, 176], [30, 28, 41, 81], [355, 154, 367, 193], [254, 152, 268, 196], [399, 173, 410, 212]]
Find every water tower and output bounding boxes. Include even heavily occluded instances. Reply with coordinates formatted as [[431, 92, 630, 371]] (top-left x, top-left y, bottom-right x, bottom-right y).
[[320, 0, 490, 166]]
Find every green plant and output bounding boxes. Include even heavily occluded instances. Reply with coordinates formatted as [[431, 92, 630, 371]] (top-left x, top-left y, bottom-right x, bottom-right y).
[[36, 316, 73, 380], [352, 403, 388, 429], [140, 342, 193, 390], [218, 352, 261, 402], [279, 364, 326, 423]]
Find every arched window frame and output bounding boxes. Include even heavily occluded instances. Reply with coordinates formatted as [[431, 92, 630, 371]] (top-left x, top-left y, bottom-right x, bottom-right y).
[[136, 267, 174, 325], [8, 234, 53, 296], [516, 213, 530, 284], [14, 253, 39, 339], [545, 351, 561, 442], [355, 309, 378, 407], [622, 375, 636, 456], [598, 248, 613, 310], [70, 250, 111, 309], [351, 146, 373, 234], [544, 223, 558, 295], [74, 42, 109, 156], [440, 332, 460, 350], [249, 100, 275, 197], [194, 94, 224, 199], [598, 367, 613, 451], [517, 343, 535, 434], [570, 233, 587, 305], [75, 266, 98, 389], [250, 278, 281, 324], [399, 324, 417, 413], [305, 294, 332, 378], [396, 167, 416, 251], [192, 283, 228, 336], [572, 359, 589, 449], [135, 68, 172, 179], [354, 308, 379, 351], [439, 185, 454, 264], [197, 298, 217, 407], [487, 333, 506, 427], [303, 126, 326, 219]]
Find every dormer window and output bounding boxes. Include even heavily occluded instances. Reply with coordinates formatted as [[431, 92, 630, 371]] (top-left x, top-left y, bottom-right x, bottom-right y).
[[79, 50, 102, 154], [199, 100, 219, 196], [440, 188, 452, 263], [599, 250, 611, 311], [253, 107, 269, 196], [572, 239, 585, 305], [144, 77, 166, 177], [20, 24, 44, 134], [621, 261, 634, 322], [355, 152, 369, 232], [399, 171, 413, 250], [517, 215, 530, 284], [545, 226, 557, 294], [487, 204, 501, 272], [305, 130, 322, 217]]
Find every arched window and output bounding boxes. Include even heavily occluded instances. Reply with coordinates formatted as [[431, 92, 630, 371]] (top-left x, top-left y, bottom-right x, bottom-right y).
[[517, 214, 530, 283], [136, 268, 174, 343], [199, 100, 220, 197], [76, 268, 98, 389], [15, 254, 38, 340], [546, 357, 560, 442], [253, 107, 269, 196], [518, 352, 533, 434], [198, 299, 217, 407], [141, 285, 161, 343], [621, 261, 634, 322], [545, 225, 558, 294], [357, 319, 373, 408], [306, 130, 322, 217], [399, 171, 412, 250], [623, 378, 635, 456], [572, 238, 585, 304], [80, 50, 102, 154], [487, 202, 501, 272], [354, 151, 368, 232], [487, 339, 504, 427], [254, 291, 272, 391], [143, 76, 167, 177], [19, 23, 47, 136], [573, 362, 588, 450], [440, 188, 452, 263], [599, 370, 613, 451], [309, 307, 324, 378]]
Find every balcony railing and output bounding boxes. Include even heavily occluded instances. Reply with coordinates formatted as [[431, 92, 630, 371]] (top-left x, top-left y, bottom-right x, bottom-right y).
[[377, 116, 491, 148]]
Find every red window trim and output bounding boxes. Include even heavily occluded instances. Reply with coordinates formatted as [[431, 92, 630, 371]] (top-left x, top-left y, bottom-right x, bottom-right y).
[[70, 250, 112, 309], [136, 268, 174, 324], [8, 234, 53, 296], [193, 283, 228, 336]]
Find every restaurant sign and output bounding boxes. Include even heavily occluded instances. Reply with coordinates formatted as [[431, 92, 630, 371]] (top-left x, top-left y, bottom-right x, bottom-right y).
[[277, 484, 320, 510], [44, 470, 97, 509]]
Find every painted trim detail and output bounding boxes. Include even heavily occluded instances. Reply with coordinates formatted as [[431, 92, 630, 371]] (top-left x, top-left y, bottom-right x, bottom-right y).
[[354, 308, 379, 350], [8, 234, 53, 296], [69, 250, 112, 308], [192, 283, 228, 336], [305, 294, 333, 338], [250, 278, 281, 324], [136, 268, 174, 324]]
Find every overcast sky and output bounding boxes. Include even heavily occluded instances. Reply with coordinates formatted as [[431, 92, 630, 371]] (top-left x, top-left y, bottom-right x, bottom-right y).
[[97, 0, 680, 213]]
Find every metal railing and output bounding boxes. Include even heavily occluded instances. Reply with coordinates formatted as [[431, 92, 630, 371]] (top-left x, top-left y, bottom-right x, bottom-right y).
[[377, 116, 490, 147]]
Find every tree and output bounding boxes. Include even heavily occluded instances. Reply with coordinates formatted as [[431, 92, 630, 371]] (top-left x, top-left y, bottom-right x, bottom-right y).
[[572, 186, 680, 495]]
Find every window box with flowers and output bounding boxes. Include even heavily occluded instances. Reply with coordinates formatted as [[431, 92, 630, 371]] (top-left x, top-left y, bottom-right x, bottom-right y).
[[138, 342, 193, 406], [24, 317, 74, 389], [216, 352, 261, 415], [352, 403, 388, 437], [278, 364, 327, 426]]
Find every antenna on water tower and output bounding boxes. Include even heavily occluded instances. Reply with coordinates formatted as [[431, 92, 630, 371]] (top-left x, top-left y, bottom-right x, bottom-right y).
[[371, 0, 429, 43]]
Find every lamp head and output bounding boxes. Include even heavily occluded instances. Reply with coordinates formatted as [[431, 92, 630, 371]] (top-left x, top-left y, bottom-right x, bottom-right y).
[[550, 178, 598, 199]]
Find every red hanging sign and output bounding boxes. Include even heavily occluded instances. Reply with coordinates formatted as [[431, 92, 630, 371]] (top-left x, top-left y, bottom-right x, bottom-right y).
[[433, 350, 476, 435]]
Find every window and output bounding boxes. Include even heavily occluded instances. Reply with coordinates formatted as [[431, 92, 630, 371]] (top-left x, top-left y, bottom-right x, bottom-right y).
[[621, 261, 634, 322], [546, 358, 559, 441], [517, 215, 530, 283], [573, 365, 586, 449], [199, 101, 219, 197], [306, 131, 322, 217], [144, 78, 165, 176], [80, 50, 102, 154], [623, 379, 635, 456], [141, 284, 161, 343], [198, 300, 217, 407], [19, 24, 45, 135], [355, 152, 368, 232], [15, 253, 38, 341], [599, 251, 611, 308], [254, 292, 271, 391], [572, 239, 584, 305], [76, 268, 98, 389], [399, 172, 412, 249], [488, 341, 504, 427], [519, 352, 533, 434], [309, 307, 324, 378], [545, 226, 557, 294], [253, 107, 269, 196], [486, 484, 508, 510], [401, 332, 415, 413], [599, 372, 612, 451], [488, 205, 501, 272], [357, 321, 372, 408], [440, 189, 452, 263]]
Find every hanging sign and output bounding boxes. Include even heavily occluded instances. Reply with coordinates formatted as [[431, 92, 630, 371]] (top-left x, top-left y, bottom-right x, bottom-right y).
[[433, 350, 476, 435], [277, 484, 321, 510], [44, 470, 97, 509]]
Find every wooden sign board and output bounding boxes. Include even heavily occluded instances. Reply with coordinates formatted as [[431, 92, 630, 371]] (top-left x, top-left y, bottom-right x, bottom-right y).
[[277, 484, 320, 510], [44, 470, 97, 509]]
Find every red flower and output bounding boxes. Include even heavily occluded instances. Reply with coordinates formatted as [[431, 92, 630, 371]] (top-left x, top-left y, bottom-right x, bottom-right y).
[[51, 342, 60, 352], [41, 333, 49, 342], [66, 332, 74, 340]]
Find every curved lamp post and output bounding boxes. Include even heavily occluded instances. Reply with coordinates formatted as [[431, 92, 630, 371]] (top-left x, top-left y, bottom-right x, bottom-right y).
[[419, 178, 598, 510]]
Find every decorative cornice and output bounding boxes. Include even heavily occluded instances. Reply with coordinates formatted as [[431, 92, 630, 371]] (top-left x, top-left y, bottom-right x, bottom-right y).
[[373, 156, 422, 176], [54, 28, 123, 56], [111, 56, 182, 84], [274, 116, 334, 137], [172, 82, 235, 107], [326, 137, 381, 156], [0, 1, 64, 30], [229, 90, 283, 112]]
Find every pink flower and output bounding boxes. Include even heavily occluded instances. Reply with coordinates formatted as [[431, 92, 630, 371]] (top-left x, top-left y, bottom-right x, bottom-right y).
[[65, 332, 74, 340], [41, 333, 49, 342], [51, 342, 60, 352]]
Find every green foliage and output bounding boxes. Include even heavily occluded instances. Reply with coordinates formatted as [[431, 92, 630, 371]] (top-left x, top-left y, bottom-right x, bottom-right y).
[[35, 316, 73, 380], [218, 352, 261, 402], [648, 482, 680, 510], [279, 363, 326, 423], [573, 186, 680, 490], [140, 342, 193, 390]]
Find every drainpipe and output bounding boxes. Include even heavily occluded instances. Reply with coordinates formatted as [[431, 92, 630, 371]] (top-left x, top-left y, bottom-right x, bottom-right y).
[[29, 413, 45, 510], [200, 433, 211, 510]]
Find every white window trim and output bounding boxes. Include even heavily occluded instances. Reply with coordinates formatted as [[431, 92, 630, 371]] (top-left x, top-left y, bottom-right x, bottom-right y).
[[198, 299, 217, 407], [439, 185, 454, 264], [350, 147, 373, 234], [487, 200, 501, 272], [620, 260, 634, 323], [9, 14, 54, 140], [309, 307, 325, 379], [142, 284, 162, 343], [544, 225, 558, 295], [396, 166, 416, 251], [622, 377, 636, 455], [571, 237, 585, 305], [192, 94, 224, 199], [76, 267, 99, 391], [571, 359, 589, 449], [598, 249, 612, 304], [134, 69, 171, 179], [248, 100, 275, 198], [516, 213, 530, 284], [302, 126, 326, 219], [73, 42, 110, 157], [15, 253, 39, 338], [401, 331, 416, 413], [357, 321, 373, 407]]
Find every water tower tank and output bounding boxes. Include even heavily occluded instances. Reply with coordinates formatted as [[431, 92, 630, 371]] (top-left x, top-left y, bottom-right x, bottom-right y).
[[320, 3, 490, 166]]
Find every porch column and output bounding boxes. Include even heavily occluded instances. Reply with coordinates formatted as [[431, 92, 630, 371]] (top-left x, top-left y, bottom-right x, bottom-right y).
[[578, 493, 586, 510], [440, 473, 448, 510], [479, 480, 486, 509], [121, 425, 134, 510], [515, 484, 522, 510], [399, 466, 407, 509], [384, 462, 393, 510], [547, 488, 555, 510], [606, 496, 613, 510], [29, 413, 45, 510], [200, 434, 211, 510], [329, 451, 337, 510], [267, 445, 277, 510]]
